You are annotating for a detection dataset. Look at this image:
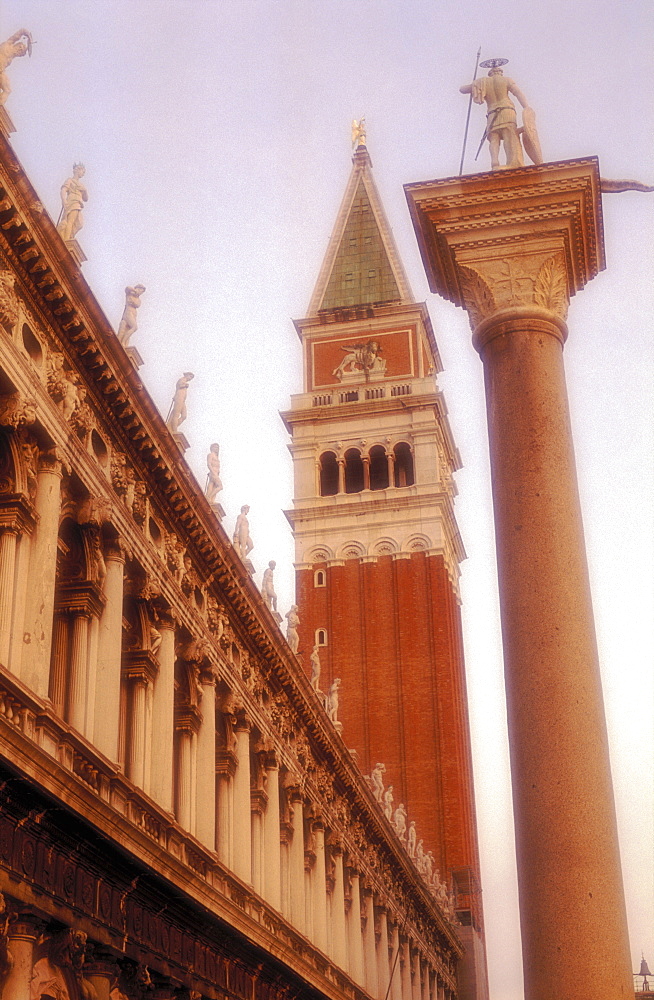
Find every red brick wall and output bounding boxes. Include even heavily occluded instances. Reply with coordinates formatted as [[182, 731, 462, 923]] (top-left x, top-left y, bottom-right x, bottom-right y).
[[296, 552, 482, 902]]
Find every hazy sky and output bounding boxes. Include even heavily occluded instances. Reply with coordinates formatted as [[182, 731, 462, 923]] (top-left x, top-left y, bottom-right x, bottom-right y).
[[4, 3, 652, 998]]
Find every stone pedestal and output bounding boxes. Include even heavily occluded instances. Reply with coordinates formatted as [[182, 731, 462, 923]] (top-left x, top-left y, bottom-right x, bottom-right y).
[[209, 501, 225, 520], [64, 239, 86, 266], [172, 432, 189, 454], [405, 159, 632, 1000], [125, 346, 144, 370], [0, 108, 16, 138]]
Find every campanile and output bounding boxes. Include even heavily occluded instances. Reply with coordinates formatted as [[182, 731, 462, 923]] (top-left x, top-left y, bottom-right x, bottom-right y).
[[283, 142, 489, 999]]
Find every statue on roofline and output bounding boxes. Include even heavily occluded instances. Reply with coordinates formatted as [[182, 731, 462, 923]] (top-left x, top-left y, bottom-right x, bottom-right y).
[[166, 372, 194, 433], [117, 284, 146, 347], [0, 29, 32, 106], [57, 164, 88, 243]]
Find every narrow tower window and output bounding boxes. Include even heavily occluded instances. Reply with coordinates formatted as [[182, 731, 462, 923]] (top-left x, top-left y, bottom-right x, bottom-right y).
[[319, 451, 339, 496], [315, 629, 327, 646], [369, 445, 389, 490], [344, 448, 364, 494], [394, 442, 415, 487], [314, 569, 326, 587]]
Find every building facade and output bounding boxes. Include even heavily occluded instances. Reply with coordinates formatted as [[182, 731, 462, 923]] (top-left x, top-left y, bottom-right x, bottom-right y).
[[0, 121, 463, 1000], [283, 146, 488, 999]]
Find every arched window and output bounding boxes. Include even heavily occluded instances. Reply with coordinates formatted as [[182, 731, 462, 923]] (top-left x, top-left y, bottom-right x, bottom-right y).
[[394, 442, 415, 487], [314, 569, 326, 587], [319, 451, 339, 496], [369, 445, 389, 491], [315, 628, 327, 646], [344, 448, 364, 494]]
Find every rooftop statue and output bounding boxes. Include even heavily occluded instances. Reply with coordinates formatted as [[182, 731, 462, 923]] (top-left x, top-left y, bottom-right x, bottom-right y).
[[460, 58, 542, 170], [261, 560, 277, 611], [204, 443, 223, 502], [57, 164, 88, 243], [166, 372, 194, 433], [0, 29, 32, 106], [117, 284, 146, 347], [233, 505, 254, 561], [285, 605, 300, 654]]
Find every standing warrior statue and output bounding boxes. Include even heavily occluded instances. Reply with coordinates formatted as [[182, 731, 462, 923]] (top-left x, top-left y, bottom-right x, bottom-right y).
[[204, 443, 223, 502], [117, 284, 146, 347], [57, 164, 88, 242], [166, 372, 194, 433], [233, 505, 254, 560], [0, 29, 32, 106], [460, 58, 542, 170], [261, 560, 277, 611]]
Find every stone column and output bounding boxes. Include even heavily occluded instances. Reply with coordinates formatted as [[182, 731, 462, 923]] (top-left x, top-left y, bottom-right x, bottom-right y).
[[362, 888, 378, 999], [311, 819, 328, 953], [390, 923, 402, 1000], [216, 748, 236, 867], [67, 611, 90, 731], [337, 458, 345, 494], [330, 844, 347, 970], [263, 753, 282, 910], [94, 548, 125, 761], [405, 160, 633, 1000], [251, 789, 265, 895], [304, 853, 314, 941], [421, 961, 430, 1000], [401, 939, 412, 1000], [386, 451, 394, 488], [412, 949, 422, 1000], [0, 527, 18, 665], [150, 614, 176, 813], [48, 613, 68, 716], [288, 789, 305, 933], [232, 715, 252, 883], [196, 666, 217, 850], [280, 822, 292, 919], [127, 675, 149, 788], [362, 455, 370, 490], [377, 907, 390, 1000], [22, 451, 62, 696], [84, 954, 118, 1000], [346, 868, 365, 986], [175, 717, 196, 833], [4, 913, 42, 1000], [8, 527, 33, 675]]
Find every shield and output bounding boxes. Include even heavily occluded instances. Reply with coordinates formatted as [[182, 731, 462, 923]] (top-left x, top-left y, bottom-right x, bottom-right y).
[[520, 106, 543, 165]]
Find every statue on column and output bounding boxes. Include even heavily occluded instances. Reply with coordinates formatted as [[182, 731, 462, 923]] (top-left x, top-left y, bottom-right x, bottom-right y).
[[117, 284, 146, 347], [460, 58, 542, 170], [166, 372, 194, 433], [57, 164, 88, 242], [261, 560, 277, 611], [233, 505, 254, 560], [351, 117, 367, 149], [0, 29, 32, 106], [285, 605, 300, 653], [204, 443, 223, 502]]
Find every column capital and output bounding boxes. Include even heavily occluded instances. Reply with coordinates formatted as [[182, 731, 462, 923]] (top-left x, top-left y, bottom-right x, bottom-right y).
[[405, 157, 604, 337], [0, 493, 36, 535], [37, 446, 65, 475]]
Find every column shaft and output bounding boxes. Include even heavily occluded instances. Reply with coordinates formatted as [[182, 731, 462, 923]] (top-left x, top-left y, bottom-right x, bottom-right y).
[[401, 940, 412, 1000], [390, 924, 402, 1000], [127, 678, 148, 788], [289, 795, 305, 933], [377, 909, 390, 1000], [331, 849, 347, 970], [251, 803, 263, 894], [4, 918, 40, 1000], [8, 531, 31, 675], [48, 614, 68, 716], [363, 892, 378, 999], [196, 676, 216, 850], [22, 462, 62, 696], [150, 621, 175, 812], [175, 729, 194, 831], [66, 613, 89, 731], [412, 950, 422, 1000], [216, 771, 233, 867], [263, 764, 281, 909], [347, 872, 365, 986], [232, 724, 252, 883], [85, 613, 100, 741], [94, 553, 124, 761], [479, 319, 633, 1000], [0, 529, 18, 665], [311, 822, 327, 953]]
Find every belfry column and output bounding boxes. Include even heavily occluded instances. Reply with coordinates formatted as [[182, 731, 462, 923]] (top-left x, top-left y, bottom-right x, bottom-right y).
[[406, 159, 633, 1000]]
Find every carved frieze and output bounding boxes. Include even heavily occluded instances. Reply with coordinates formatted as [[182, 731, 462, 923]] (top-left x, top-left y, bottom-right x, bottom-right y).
[[0, 270, 18, 332], [0, 391, 36, 429]]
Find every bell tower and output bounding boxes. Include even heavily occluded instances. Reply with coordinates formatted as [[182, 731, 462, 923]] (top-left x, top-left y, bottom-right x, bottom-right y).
[[282, 143, 489, 1000]]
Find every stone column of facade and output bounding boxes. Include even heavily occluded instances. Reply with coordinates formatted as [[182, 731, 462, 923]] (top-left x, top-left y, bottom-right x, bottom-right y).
[[22, 452, 63, 696], [262, 753, 282, 910], [195, 666, 217, 850], [3, 913, 42, 1000], [215, 747, 236, 868], [337, 458, 345, 494], [330, 843, 347, 970], [250, 787, 266, 896], [0, 526, 18, 665], [279, 821, 292, 919], [405, 159, 633, 1000], [84, 953, 118, 1000], [386, 450, 394, 488], [288, 789, 305, 933], [421, 960, 430, 1000], [84, 612, 100, 741], [175, 707, 200, 834], [232, 715, 253, 884], [401, 939, 412, 1000], [412, 949, 422, 1000], [94, 549, 125, 761], [376, 907, 390, 1000], [311, 819, 328, 954], [150, 615, 176, 813], [8, 525, 33, 675], [127, 675, 148, 788], [346, 868, 365, 986], [362, 888, 378, 1000], [48, 613, 68, 716], [67, 611, 90, 732], [304, 852, 314, 941], [389, 922, 402, 1000]]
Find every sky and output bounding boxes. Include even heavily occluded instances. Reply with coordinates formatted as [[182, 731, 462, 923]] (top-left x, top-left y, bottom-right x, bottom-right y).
[[3, 2, 652, 998]]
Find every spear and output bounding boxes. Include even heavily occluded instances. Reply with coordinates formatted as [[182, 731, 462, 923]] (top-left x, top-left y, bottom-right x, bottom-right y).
[[458, 46, 481, 176]]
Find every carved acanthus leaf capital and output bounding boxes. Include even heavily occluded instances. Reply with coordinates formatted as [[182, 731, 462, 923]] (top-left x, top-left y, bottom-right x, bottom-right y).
[[458, 253, 570, 328], [0, 392, 37, 430]]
